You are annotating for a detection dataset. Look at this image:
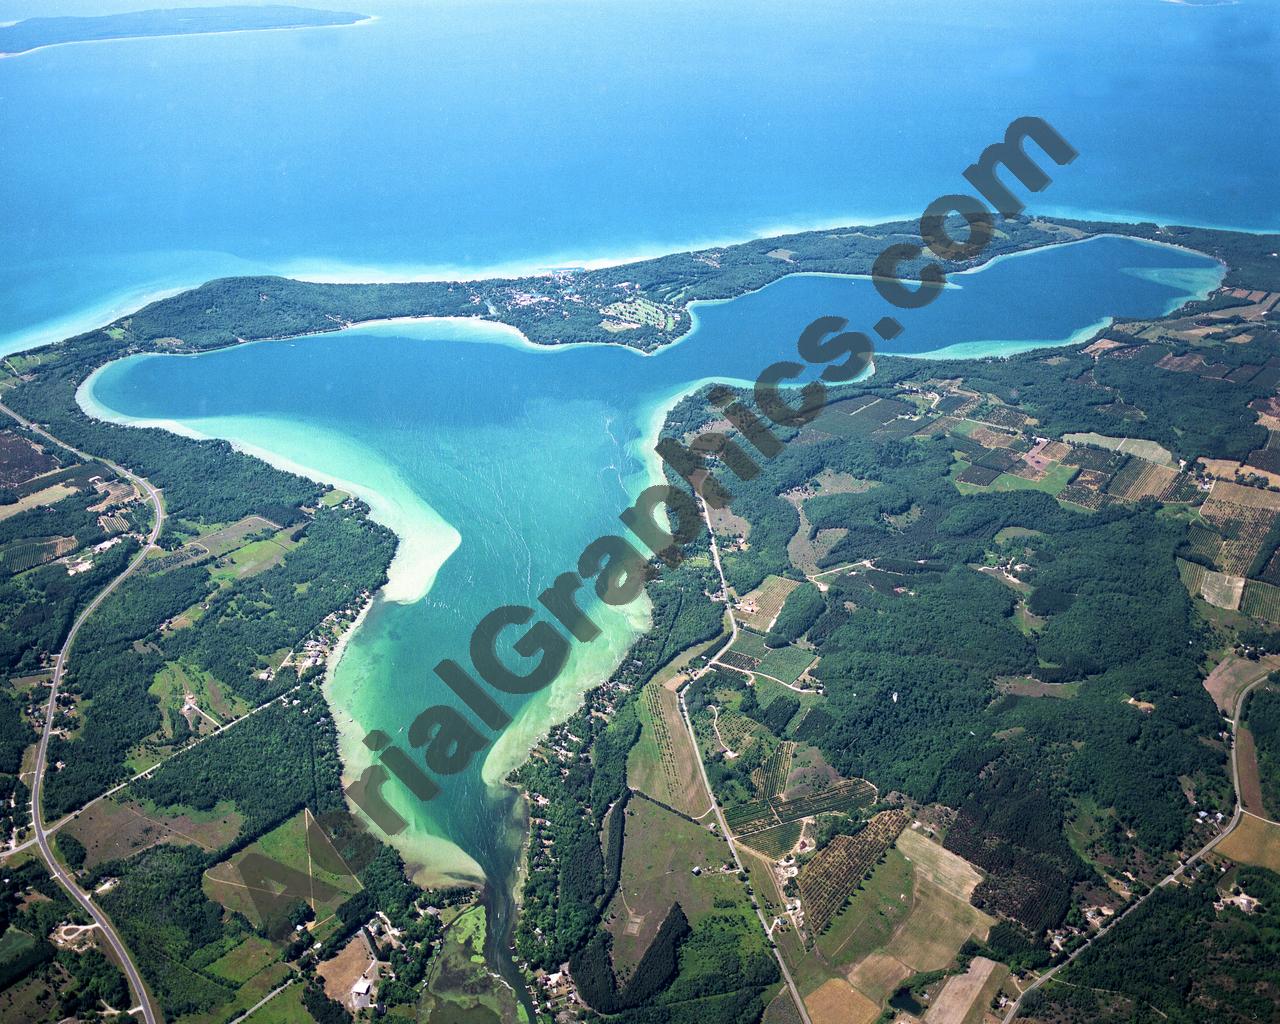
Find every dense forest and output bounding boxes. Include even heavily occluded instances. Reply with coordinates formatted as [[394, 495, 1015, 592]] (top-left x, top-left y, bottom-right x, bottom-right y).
[[1034, 868, 1280, 1023], [1245, 687, 1280, 818], [72, 217, 1080, 355], [513, 551, 779, 1022]]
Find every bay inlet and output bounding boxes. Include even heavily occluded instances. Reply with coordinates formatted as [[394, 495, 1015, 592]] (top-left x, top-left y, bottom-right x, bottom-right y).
[[80, 234, 1222, 980]]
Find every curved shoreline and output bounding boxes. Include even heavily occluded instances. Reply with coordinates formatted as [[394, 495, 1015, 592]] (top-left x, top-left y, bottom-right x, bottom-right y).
[[59, 223, 1231, 926], [232, 231, 1228, 365], [77, 364, 461, 605], [1, 213, 1254, 365], [71, 228, 1227, 834]]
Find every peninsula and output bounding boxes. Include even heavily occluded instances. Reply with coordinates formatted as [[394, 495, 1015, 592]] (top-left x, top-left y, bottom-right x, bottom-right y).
[[0, 6, 371, 58], [0, 217, 1278, 1024]]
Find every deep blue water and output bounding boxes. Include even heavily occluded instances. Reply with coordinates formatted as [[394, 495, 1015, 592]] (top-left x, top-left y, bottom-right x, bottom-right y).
[[2, 0, 1277, 353]]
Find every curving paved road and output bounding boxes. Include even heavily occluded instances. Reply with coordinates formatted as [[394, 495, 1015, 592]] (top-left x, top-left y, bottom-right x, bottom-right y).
[[1, 402, 163, 1024], [1000, 667, 1272, 1022], [680, 495, 813, 1024]]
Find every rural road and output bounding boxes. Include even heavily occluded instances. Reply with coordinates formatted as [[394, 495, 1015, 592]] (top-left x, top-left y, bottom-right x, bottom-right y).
[[678, 496, 814, 1024], [1000, 665, 1273, 1022], [1, 401, 164, 1024]]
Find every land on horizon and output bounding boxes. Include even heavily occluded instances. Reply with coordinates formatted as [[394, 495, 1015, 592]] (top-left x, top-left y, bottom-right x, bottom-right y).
[[0, 6, 370, 58]]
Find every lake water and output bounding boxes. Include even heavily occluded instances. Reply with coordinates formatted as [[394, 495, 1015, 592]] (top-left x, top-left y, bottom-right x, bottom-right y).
[[5, 0, 1272, 996], [2, 0, 1277, 355], [85, 235, 1221, 972]]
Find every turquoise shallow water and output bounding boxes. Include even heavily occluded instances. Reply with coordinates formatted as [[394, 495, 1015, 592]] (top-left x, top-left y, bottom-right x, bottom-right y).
[[3, 0, 1277, 354], [85, 237, 1221, 967]]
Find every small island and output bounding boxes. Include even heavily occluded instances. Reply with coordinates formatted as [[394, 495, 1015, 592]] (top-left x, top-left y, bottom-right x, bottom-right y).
[[0, 5, 370, 58]]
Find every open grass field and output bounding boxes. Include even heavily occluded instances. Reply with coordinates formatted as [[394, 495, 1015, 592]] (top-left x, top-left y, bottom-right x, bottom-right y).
[[835, 830, 994, 1009], [0, 925, 34, 964], [754, 675, 824, 713], [1062, 433, 1178, 469], [879, 874, 993, 974], [183, 960, 294, 1024], [1202, 568, 1245, 610], [896, 828, 984, 901], [0, 481, 77, 522], [1236, 726, 1268, 817], [736, 575, 802, 632], [61, 796, 243, 870], [196, 515, 281, 557], [204, 808, 363, 931], [207, 935, 281, 984], [801, 810, 911, 935], [243, 981, 310, 1024], [954, 463, 1076, 496], [803, 977, 880, 1024], [1203, 655, 1279, 715], [628, 673, 711, 817], [815, 846, 914, 966], [923, 956, 1007, 1024], [604, 793, 739, 975], [153, 659, 243, 724], [1216, 812, 1280, 873], [996, 676, 1079, 699], [209, 529, 299, 583]]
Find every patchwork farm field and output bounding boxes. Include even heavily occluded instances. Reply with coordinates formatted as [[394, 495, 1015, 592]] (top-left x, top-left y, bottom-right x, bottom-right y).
[[203, 808, 363, 932]]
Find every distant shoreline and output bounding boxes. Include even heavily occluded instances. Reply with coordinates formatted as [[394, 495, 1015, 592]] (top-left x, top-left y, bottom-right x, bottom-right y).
[[0, 11, 376, 61]]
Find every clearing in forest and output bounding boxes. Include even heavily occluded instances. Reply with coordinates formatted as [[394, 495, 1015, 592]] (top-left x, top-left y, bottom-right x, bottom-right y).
[[603, 794, 739, 979], [735, 575, 802, 632], [1216, 813, 1280, 873]]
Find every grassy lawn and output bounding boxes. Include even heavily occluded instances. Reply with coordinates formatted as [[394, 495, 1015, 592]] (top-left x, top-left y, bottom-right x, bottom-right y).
[[243, 982, 310, 1024]]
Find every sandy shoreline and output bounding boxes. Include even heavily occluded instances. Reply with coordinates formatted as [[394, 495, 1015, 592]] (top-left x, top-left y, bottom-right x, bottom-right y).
[[77, 364, 461, 605], [65, 224, 1228, 893]]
